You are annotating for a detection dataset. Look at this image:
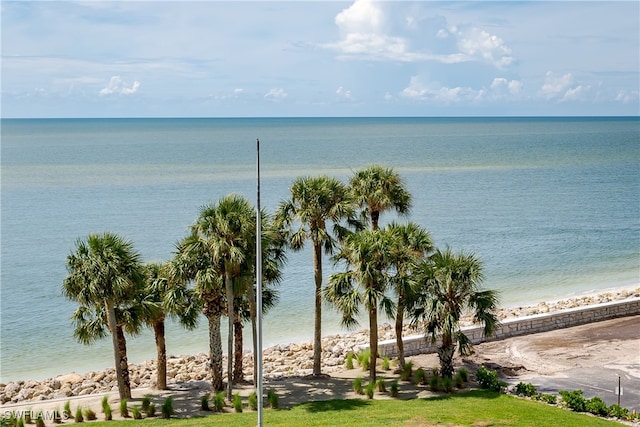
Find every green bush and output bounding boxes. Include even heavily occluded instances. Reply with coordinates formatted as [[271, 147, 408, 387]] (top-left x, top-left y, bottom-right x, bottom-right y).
[[353, 377, 364, 395], [213, 392, 226, 412], [456, 367, 468, 383], [357, 349, 371, 372], [34, 414, 44, 427], [429, 375, 440, 392], [63, 402, 71, 421], [376, 378, 386, 393], [345, 352, 354, 370], [267, 390, 279, 409], [101, 396, 109, 413], [441, 376, 453, 393], [200, 394, 210, 411], [145, 403, 156, 418], [514, 382, 537, 397], [608, 404, 629, 419], [161, 397, 174, 419], [476, 366, 507, 392], [131, 405, 142, 420], [389, 380, 399, 398], [119, 399, 129, 418], [365, 382, 375, 399], [248, 391, 258, 411], [381, 356, 390, 371], [23, 411, 31, 425], [103, 405, 112, 421], [83, 408, 97, 421], [16, 418, 24, 427], [141, 395, 152, 412], [585, 396, 608, 416], [52, 409, 63, 424], [536, 393, 557, 405], [233, 393, 243, 413], [400, 361, 413, 381], [559, 390, 587, 412], [74, 407, 83, 423], [413, 368, 427, 385]]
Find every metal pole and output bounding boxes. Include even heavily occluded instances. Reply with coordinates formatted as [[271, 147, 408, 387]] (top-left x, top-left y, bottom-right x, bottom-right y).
[[256, 138, 264, 427], [618, 375, 621, 407]]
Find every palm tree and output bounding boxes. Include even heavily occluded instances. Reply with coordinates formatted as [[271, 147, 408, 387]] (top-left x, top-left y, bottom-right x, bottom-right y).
[[173, 233, 225, 391], [142, 262, 200, 390], [350, 164, 412, 230], [411, 248, 500, 378], [325, 229, 395, 382], [63, 232, 145, 400], [277, 175, 357, 377], [190, 194, 257, 400], [386, 222, 433, 369]]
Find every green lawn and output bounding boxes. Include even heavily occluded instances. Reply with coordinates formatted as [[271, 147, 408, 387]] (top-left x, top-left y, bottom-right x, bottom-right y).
[[86, 390, 622, 426]]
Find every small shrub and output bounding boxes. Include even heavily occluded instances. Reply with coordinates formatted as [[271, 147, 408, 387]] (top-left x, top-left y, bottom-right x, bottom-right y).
[[119, 399, 129, 418], [74, 407, 83, 423], [267, 390, 279, 409], [413, 368, 427, 385], [382, 356, 390, 371], [456, 367, 468, 383], [400, 361, 413, 381], [514, 382, 537, 397], [103, 405, 112, 421], [24, 411, 31, 425], [429, 375, 440, 392], [365, 382, 375, 399], [213, 392, 226, 412], [389, 380, 399, 398], [248, 392, 258, 411], [200, 394, 210, 411], [345, 352, 354, 370], [376, 378, 386, 393], [586, 396, 608, 416], [357, 349, 371, 372], [536, 393, 557, 405], [141, 395, 152, 412], [161, 397, 174, 419], [233, 394, 243, 413], [608, 404, 629, 419], [131, 405, 142, 420], [17, 418, 24, 427], [35, 414, 44, 427], [559, 390, 587, 412], [353, 377, 364, 395], [454, 371, 466, 389], [52, 409, 63, 424], [83, 409, 97, 421], [145, 404, 156, 418], [63, 402, 71, 420], [441, 376, 453, 393], [476, 366, 507, 392], [101, 396, 109, 413]]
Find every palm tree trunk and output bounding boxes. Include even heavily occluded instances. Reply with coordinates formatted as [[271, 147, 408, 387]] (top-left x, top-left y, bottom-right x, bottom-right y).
[[370, 210, 380, 231], [395, 298, 406, 370], [105, 299, 129, 400], [225, 269, 234, 401], [115, 325, 132, 399], [438, 335, 455, 378], [369, 304, 378, 382], [312, 242, 323, 377], [205, 306, 224, 391], [233, 311, 244, 383], [153, 318, 167, 390]]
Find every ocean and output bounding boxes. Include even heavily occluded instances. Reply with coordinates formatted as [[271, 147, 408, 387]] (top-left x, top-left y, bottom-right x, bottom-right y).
[[1, 117, 638, 383]]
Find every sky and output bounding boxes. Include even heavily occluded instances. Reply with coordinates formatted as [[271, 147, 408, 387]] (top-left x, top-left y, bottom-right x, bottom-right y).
[[1, 1, 639, 118]]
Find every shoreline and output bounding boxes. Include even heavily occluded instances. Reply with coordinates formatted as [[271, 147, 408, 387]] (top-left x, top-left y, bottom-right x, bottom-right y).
[[1, 286, 638, 406]]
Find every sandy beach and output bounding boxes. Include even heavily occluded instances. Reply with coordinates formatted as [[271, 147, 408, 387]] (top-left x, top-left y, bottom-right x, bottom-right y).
[[1, 287, 639, 421]]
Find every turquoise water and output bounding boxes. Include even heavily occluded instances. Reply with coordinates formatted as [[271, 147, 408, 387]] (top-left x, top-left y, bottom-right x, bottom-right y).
[[1, 117, 638, 382]]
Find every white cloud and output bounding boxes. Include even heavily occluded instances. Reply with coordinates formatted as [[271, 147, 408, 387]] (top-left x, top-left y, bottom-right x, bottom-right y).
[[336, 86, 353, 100], [561, 85, 591, 102], [615, 90, 640, 104], [264, 88, 287, 100], [491, 77, 523, 95], [401, 76, 483, 104], [99, 76, 140, 96], [456, 28, 513, 68], [335, 0, 383, 34]]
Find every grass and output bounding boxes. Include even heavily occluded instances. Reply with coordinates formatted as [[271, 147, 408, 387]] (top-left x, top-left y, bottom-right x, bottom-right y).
[[73, 390, 621, 427]]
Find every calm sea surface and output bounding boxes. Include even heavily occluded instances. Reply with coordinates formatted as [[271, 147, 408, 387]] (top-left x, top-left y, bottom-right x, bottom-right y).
[[1, 117, 638, 382]]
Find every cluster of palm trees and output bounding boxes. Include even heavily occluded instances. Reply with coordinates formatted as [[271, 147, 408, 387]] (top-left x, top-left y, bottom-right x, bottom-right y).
[[62, 164, 499, 403]]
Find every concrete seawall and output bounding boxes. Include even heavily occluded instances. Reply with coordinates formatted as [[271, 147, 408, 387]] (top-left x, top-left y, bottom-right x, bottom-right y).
[[375, 297, 640, 357]]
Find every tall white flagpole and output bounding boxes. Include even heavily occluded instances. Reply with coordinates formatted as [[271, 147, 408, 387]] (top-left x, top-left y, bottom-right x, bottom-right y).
[[256, 138, 264, 427]]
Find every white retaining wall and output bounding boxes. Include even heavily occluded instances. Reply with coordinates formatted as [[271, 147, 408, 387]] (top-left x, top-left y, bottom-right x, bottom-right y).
[[375, 297, 640, 358]]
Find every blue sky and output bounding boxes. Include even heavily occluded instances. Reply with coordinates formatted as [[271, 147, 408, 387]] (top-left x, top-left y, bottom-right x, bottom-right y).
[[2, 1, 638, 118]]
